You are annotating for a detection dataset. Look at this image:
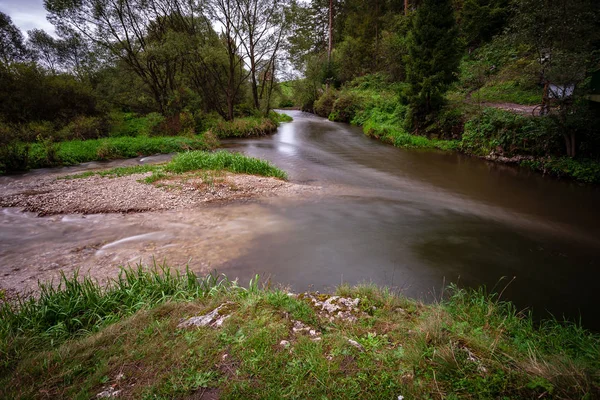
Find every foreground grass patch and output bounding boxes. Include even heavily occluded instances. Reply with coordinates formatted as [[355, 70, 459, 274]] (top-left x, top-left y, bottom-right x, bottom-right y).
[[1, 267, 598, 399], [62, 150, 287, 181]]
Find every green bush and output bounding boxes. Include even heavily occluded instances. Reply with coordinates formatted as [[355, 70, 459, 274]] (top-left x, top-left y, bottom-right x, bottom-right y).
[[210, 117, 277, 139], [314, 90, 337, 118], [521, 157, 600, 184], [21, 121, 54, 141], [110, 112, 165, 137], [0, 141, 29, 173], [179, 111, 196, 137], [462, 108, 558, 156], [58, 116, 109, 141], [23, 136, 212, 170], [329, 91, 361, 123]]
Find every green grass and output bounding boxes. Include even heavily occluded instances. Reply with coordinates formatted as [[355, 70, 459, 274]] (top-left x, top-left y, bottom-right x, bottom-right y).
[[521, 157, 600, 184], [471, 81, 541, 106], [62, 150, 287, 182], [210, 117, 278, 139], [362, 118, 460, 151], [1, 267, 598, 399], [15, 135, 213, 173]]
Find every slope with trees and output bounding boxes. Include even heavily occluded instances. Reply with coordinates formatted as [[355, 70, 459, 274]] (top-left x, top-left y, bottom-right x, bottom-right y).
[[286, 0, 600, 183]]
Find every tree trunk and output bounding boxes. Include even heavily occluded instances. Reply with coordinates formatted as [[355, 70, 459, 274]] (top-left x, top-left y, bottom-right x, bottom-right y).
[[541, 81, 550, 116], [328, 0, 333, 63], [564, 132, 576, 157], [405, 0, 409, 16], [251, 56, 260, 110]]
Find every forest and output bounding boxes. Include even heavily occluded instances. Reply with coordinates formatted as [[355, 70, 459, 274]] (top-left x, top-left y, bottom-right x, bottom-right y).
[[1, 0, 599, 182]]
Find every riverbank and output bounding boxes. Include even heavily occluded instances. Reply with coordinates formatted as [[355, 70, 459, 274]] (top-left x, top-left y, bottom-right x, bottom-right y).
[[0, 113, 292, 175], [307, 78, 600, 184], [1, 265, 598, 399], [0, 150, 295, 216]]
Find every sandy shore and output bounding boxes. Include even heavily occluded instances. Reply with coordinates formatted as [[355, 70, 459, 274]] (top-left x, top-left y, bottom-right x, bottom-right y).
[[0, 170, 313, 216]]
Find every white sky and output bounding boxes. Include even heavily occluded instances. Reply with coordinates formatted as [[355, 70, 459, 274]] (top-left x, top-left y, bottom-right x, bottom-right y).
[[0, 0, 56, 36]]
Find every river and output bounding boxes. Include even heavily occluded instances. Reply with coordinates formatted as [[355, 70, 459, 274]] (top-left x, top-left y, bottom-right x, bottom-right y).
[[1, 110, 599, 328]]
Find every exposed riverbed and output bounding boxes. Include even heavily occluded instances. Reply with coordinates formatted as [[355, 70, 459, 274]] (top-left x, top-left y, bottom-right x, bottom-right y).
[[1, 110, 599, 328]]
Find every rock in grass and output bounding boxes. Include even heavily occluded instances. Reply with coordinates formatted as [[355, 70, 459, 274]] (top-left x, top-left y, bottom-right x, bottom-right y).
[[178, 302, 235, 329], [96, 387, 121, 398], [348, 339, 364, 351]]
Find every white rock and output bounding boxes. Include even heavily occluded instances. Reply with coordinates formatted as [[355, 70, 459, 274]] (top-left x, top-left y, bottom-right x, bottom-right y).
[[348, 339, 364, 351], [177, 302, 234, 329], [96, 387, 121, 398], [280, 340, 291, 348]]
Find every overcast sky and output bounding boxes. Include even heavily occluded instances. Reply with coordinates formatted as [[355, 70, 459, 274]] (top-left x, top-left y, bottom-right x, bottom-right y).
[[0, 0, 56, 36]]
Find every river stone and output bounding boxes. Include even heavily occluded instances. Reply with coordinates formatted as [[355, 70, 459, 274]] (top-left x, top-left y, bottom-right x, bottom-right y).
[[178, 302, 234, 329]]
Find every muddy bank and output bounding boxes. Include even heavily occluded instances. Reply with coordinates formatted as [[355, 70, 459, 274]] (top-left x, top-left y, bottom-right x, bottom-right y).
[[0, 171, 313, 216]]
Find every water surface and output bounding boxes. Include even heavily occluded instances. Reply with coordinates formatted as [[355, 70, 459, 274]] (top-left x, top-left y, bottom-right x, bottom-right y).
[[223, 110, 600, 328], [1, 110, 599, 329]]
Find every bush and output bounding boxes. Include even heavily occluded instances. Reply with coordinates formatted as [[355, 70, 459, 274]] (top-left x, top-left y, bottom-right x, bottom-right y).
[[0, 141, 29, 173], [329, 92, 361, 123], [21, 121, 54, 142], [314, 90, 337, 118], [425, 104, 466, 139], [210, 117, 277, 139], [59, 116, 109, 141], [462, 108, 559, 156], [521, 157, 600, 184], [110, 112, 165, 137], [179, 111, 196, 137]]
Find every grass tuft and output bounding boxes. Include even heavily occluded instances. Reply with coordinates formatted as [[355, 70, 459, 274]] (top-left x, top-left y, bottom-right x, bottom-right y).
[[61, 150, 287, 182]]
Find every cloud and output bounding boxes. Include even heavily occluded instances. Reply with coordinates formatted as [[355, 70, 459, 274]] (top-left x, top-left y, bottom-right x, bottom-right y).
[[0, 0, 56, 36]]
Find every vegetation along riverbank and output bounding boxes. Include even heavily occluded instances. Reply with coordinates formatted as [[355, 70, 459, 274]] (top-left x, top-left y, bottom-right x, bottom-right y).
[[1, 266, 598, 399], [275, 1, 600, 184]]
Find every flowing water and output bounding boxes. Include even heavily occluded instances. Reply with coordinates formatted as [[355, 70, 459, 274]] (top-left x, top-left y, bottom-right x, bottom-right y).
[[1, 110, 599, 328]]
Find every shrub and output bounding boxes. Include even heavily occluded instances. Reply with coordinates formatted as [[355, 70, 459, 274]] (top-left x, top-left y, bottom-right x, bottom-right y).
[[314, 90, 337, 118], [109, 112, 165, 137], [59, 116, 109, 141], [329, 91, 361, 123], [462, 108, 559, 156], [96, 140, 120, 160], [0, 123, 29, 173], [179, 111, 196, 137], [521, 157, 600, 184], [21, 121, 54, 142], [37, 136, 60, 166], [0, 141, 29, 173], [425, 104, 465, 139], [210, 117, 277, 139]]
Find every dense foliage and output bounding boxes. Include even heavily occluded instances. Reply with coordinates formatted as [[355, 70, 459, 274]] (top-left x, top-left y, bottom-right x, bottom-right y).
[[285, 0, 600, 182]]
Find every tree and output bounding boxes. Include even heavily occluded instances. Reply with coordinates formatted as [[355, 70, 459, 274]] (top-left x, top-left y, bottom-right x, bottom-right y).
[[44, 0, 201, 114], [207, 0, 253, 120], [27, 29, 62, 73], [514, 0, 599, 157], [0, 12, 29, 64], [234, 0, 288, 112], [404, 0, 460, 130], [458, 0, 510, 48]]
